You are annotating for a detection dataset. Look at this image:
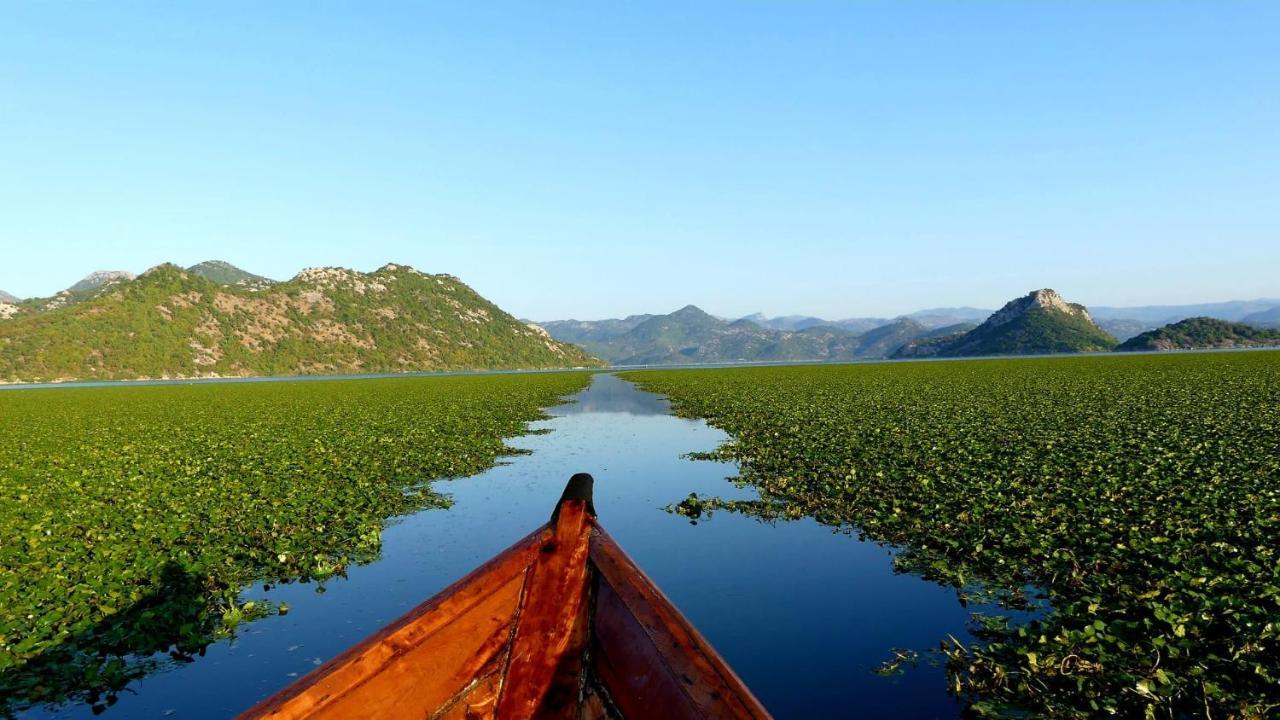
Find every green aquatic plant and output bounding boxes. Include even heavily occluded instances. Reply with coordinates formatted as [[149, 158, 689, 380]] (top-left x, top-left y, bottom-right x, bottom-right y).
[[623, 352, 1280, 719], [0, 371, 589, 713], [872, 648, 921, 677]]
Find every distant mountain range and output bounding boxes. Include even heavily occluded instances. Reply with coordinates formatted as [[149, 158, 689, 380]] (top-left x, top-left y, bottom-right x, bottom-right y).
[[1242, 306, 1280, 328], [738, 313, 887, 334], [543, 295, 1280, 359], [539, 305, 977, 365], [541, 290, 1280, 365], [737, 307, 991, 333], [0, 261, 599, 383], [1095, 318, 1158, 343], [1090, 299, 1280, 325]]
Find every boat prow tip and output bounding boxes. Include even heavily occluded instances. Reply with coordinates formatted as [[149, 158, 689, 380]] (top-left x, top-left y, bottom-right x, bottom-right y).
[[554, 472, 596, 521]]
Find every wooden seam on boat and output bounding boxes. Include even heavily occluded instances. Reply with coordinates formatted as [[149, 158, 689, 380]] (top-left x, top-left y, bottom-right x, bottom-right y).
[[580, 670, 623, 720], [495, 499, 594, 718], [238, 527, 550, 719], [427, 615, 520, 720], [546, 569, 599, 720], [433, 670, 504, 719], [588, 527, 771, 719]]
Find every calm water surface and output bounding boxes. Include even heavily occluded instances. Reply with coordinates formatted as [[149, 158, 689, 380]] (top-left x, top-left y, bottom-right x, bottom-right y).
[[26, 374, 992, 719]]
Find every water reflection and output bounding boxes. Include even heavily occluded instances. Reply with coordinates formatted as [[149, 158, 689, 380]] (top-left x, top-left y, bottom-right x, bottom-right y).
[[554, 372, 670, 415], [23, 373, 991, 720]]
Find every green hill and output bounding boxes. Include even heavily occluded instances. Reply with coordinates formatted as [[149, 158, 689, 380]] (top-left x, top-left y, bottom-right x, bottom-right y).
[[928, 289, 1117, 357], [0, 263, 600, 383], [889, 324, 976, 359], [187, 260, 275, 289], [852, 319, 975, 357], [1115, 317, 1280, 352]]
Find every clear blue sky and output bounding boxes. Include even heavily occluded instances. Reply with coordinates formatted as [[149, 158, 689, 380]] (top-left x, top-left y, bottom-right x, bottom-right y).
[[1, 2, 1276, 320]]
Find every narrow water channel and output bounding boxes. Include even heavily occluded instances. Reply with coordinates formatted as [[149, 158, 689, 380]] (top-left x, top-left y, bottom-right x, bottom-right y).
[[26, 373, 987, 719]]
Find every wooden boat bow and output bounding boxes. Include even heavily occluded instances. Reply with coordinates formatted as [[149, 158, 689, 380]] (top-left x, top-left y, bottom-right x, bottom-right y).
[[239, 473, 771, 720]]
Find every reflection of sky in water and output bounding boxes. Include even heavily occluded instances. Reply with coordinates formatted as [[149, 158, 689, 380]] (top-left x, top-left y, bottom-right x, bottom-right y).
[[24, 373, 1012, 720]]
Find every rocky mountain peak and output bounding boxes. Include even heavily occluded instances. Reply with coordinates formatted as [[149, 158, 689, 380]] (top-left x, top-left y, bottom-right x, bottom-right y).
[[1027, 288, 1075, 311], [190, 260, 238, 271], [67, 270, 136, 294], [987, 288, 1094, 328], [376, 262, 421, 275]]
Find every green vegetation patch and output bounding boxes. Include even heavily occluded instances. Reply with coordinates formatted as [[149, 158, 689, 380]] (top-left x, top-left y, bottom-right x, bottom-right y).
[[622, 352, 1280, 719], [0, 371, 589, 713], [1117, 317, 1280, 352]]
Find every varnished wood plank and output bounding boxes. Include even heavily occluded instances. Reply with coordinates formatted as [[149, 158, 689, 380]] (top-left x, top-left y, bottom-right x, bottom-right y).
[[268, 572, 522, 719], [306, 574, 522, 718], [531, 555, 595, 720], [589, 528, 772, 719], [496, 500, 594, 719], [592, 579, 708, 720], [239, 527, 548, 719]]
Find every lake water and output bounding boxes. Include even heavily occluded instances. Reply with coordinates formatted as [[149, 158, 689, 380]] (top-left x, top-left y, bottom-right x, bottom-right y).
[[23, 373, 996, 719]]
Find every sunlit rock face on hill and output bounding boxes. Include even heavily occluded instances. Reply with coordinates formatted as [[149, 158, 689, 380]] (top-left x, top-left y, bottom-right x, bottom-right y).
[[0, 262, 601, 383], [985, 289, 1095, 327], [67, 270, 136, 294]]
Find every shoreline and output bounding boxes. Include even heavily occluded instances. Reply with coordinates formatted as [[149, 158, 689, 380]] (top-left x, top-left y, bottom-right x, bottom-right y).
[[2, 344, 1277, 391]]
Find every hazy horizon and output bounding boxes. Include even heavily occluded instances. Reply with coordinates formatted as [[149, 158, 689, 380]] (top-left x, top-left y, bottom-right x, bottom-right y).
[[3, 3, 1277, 319]]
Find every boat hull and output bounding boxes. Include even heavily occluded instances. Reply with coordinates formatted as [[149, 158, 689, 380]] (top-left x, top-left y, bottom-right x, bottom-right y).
[[238, 475, 771, 720]]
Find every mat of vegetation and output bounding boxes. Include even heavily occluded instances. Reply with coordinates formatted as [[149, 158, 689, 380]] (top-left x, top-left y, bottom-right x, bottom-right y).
[[0, 371, 589, 714], [622, 353, 1279, 719]]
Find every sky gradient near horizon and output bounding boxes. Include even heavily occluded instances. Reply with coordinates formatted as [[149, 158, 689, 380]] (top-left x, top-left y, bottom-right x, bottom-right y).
[[1, 2, 1276, 320]]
